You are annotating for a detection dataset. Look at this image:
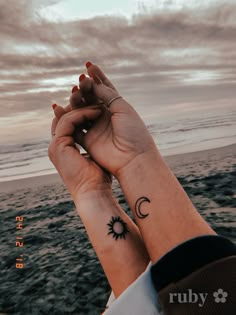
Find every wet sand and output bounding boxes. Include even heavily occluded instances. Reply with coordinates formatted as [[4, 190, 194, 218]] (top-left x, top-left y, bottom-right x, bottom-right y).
[[0, 144, 235, 314]]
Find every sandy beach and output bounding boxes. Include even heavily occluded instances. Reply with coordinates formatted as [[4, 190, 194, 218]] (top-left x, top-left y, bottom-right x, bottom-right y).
[[0, 144, 235, 314]]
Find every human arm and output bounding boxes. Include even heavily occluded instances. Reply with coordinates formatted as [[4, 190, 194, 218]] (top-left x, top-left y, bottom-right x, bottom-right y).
[[72, 63, 235, 315], [75, 190, 149, 297], [75, 63, 215, 264], [115, 149, 215, 262], [48, 105, 149, 297]]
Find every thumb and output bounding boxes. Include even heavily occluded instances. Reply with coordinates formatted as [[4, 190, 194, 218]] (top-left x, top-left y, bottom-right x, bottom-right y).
[[55, 106, 102, 138], [53, 104, 66, 120]]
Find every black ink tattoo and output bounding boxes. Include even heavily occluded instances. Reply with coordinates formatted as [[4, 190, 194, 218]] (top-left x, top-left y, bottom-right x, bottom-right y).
[[107, 216, 129, 240], [134, 197, 150, 219]]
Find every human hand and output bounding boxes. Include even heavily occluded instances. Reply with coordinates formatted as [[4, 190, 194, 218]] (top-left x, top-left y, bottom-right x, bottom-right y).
[[48, 104, 112, 200], [75, 63, 158, 179]]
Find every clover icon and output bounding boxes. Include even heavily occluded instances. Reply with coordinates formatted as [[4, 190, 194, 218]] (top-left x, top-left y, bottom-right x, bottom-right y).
[[213, 288, 228, 303]]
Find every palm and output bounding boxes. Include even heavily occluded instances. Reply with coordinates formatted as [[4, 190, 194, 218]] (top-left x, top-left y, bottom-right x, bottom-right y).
[[84, 107, 155, 175]]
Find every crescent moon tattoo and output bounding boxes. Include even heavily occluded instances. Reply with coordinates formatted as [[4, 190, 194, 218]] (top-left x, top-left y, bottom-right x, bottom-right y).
[[135, 196, 150, 219]]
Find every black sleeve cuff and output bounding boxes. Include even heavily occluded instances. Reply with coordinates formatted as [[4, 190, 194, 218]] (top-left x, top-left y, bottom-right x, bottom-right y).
[[151, 235, 236, 292]]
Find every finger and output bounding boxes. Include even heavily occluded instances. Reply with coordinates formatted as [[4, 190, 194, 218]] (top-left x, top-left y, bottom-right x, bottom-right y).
[[79, 74, 98, 105], [55, 106, 102, 138], [51, 104, 71, 137], [92, 80, 129, 114], [53, 104, 66, 120], [64, 104, 72, 113], [51, 116, 58, 137], [69, 86, 86, 110], [86, 62, 118, 92]]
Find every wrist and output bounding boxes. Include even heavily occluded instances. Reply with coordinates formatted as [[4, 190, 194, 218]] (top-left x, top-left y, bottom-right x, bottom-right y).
[[73, 188, 115, 214], [116, 147, 162, 185]]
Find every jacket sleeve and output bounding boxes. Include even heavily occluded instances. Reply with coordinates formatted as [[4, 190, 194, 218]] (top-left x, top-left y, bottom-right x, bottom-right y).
[[150, 235, 236, 315]]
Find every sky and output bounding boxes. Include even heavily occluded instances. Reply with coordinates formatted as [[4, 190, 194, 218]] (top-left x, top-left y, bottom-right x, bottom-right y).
[[0, 0, 236, 144]]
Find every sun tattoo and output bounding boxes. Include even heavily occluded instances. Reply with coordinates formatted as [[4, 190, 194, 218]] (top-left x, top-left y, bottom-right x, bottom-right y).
[[107, 216, 129, 240]]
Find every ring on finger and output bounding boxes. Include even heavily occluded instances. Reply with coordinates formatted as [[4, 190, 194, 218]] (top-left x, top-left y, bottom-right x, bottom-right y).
[[106, 96, 122, 108]]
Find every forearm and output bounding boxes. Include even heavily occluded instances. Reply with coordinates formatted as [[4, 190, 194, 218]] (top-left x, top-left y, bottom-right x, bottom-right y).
[[117, 148, 215, 263], [74, 190, 149, 297]]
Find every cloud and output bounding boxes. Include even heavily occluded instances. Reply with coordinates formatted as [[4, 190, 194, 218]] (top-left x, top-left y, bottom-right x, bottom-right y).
[[0, 0, 236, 143]]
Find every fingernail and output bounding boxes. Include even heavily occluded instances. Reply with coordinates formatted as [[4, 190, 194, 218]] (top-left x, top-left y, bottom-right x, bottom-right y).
[[72, 85, 79, 93], [79, 74, 86, 82], [86, 61, 92, 68], [52, 104, 57, 110], [92, 74, 102, 85]]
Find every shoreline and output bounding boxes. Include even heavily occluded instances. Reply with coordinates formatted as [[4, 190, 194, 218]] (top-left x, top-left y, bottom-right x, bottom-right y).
[[0, 142, 235, 193], [1, 142, 235, 315]]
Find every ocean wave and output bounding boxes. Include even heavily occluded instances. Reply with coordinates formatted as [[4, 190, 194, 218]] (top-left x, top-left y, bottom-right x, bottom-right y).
[[0, 150, 48, 167], [0, 112, 235, 181], [0, 140, 49, 154], [0, 163, 30, 171], [1, 168, 55, 179]]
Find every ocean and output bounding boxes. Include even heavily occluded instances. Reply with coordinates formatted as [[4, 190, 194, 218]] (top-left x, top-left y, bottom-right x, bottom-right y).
[[0, 112, 235, 315], [1, 111, 235, 182]]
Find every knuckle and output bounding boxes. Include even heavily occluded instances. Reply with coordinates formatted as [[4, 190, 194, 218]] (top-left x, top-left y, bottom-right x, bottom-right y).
[[48, 136, 70, 163], [48, 137, 68, 161], [54, 136, 72, 154], [54, 136, 66, 148]]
